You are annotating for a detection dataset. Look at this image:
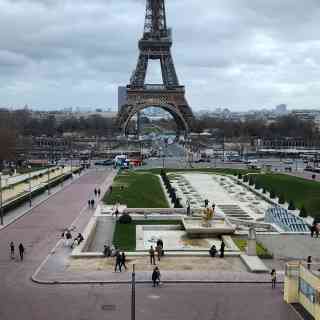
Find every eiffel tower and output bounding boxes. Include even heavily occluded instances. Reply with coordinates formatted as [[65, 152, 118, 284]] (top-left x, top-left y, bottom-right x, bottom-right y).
[[117, 0, 195, 136]]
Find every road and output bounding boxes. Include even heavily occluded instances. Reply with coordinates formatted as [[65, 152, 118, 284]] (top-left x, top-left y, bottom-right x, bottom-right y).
[[0, 168, 299, 320]]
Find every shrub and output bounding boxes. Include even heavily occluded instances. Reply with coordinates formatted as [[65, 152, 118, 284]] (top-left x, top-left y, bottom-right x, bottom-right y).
[[118, 213, 132, 224], [299, 205, 308, 218], [262, 188, 266, 194], [288, 200, 296, 210], [254, 182, 260, 190], [238, 173, 242, 179], [278, 194, 285, 204], [270, 190, 276, 199]]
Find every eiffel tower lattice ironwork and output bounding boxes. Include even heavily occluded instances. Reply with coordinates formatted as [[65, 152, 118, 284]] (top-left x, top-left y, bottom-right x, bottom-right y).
[[117, 0, 195, 136]]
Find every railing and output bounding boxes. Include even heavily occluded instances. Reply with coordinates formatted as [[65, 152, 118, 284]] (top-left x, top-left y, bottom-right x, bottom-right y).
[[285, 261, 300, 278]]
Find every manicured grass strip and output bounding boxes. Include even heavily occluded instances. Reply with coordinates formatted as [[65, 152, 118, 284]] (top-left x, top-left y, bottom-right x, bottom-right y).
[[233, 238, 273, 259], [113, 220, 181, 251], [251, 173, 320, 218], [104, 171, 169, 208]]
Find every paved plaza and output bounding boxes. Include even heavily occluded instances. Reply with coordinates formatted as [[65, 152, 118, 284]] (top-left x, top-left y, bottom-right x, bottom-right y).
[[0, 167, 300, 320]]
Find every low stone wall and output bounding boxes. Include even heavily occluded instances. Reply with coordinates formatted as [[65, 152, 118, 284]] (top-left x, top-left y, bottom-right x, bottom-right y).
[[124, 208, 186, 215], [256, 233, 315, 260], [72, 216, 98, 258]]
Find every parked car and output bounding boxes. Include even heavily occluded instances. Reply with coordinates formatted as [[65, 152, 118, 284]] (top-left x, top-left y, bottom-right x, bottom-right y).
[[94, 160, 113, 166]]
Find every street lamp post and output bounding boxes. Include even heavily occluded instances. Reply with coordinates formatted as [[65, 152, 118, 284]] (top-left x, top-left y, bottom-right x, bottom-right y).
[[131, 264, 136, 320], [47, 168, 50, 195], [0, 173, 4, 225]]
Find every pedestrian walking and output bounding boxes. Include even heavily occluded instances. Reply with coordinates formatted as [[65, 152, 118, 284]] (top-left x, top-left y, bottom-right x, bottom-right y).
[[186, 199, 191, 216], [121, 252, 127, 270], [18, 243, 25, 261], [204, 199, 209, 208], [149, 246, 156, 265], [114, 206, 119, 220], [220, 240, 225, 258], [91, 199, 95, 209], [156, 244, 162, 262], [152, 267, 161, 287], [10, 242, 15, 259], [114, 251, 122, 272], [271, 269, 277, 289], [94, 188, 97, 197], [98, 188, 101, 198], [88, 199, 91, 208], [307, 256, 312, 270]]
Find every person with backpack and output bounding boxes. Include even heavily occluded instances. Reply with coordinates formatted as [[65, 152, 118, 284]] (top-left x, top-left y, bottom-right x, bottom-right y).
[[149, 246, 155, 265]]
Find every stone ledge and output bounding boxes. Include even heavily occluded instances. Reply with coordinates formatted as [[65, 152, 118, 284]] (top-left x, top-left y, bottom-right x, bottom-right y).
[[240, 254, 269, 273]]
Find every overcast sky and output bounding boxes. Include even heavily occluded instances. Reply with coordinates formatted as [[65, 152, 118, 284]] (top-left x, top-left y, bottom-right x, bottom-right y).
[[0, 0, 320, 111]]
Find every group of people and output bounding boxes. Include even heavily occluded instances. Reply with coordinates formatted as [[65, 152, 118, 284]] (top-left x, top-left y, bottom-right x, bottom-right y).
[[103, 245, 127, 272], [88, 199, 95, 209], [149, 239, 164, 265], [62, 229, 84, 248], [209, 240, 225, 258], [94, 188, 101, 198], [88, 188, 102, 209], [9, 242, 25, 261]]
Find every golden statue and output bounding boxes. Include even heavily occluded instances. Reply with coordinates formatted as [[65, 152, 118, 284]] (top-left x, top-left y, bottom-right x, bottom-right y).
[[202, 204, 215, 227]]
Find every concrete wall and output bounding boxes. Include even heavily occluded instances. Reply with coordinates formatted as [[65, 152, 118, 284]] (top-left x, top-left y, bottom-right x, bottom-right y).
[[256, 234, 315, 259]]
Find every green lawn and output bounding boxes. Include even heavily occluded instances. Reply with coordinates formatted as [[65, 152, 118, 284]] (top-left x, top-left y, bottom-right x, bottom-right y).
[[233, 238, 273, 259], [251, 173, 320, 218], [113, 220, 181, 251], [103, 171, 169, 208]]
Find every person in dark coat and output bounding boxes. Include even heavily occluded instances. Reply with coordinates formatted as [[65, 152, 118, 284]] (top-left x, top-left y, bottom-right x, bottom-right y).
[[91, 199, 95, 209], [88, 199, 91, 208], [270, 269, 276, 289], [18, 243, 25, 261], [114, 252, 122, 272], [98, 189, 101, 198], [152, 267, 161, 287], [209, 245, 217, 257], [220, 240, 225, 258], [103, 245, 111, 257], [121, 252, 127, 270], [307, 256, 312, 270], [94, 188, 97, 197], [156, 239, 164, 256], [10, 242, 15, 259]]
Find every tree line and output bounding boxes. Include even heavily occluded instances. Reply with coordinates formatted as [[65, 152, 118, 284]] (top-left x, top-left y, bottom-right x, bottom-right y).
[[1, 108, 320, 164]]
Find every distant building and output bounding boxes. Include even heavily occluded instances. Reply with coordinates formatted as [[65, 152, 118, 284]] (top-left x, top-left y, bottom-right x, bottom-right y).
[[275, 104, 287, 114], [118, 86, 127, 112], [291, 109, 320, 122]]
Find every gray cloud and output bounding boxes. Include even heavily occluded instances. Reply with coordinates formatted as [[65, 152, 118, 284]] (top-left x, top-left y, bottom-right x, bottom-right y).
[[0, 0, 320, 111]]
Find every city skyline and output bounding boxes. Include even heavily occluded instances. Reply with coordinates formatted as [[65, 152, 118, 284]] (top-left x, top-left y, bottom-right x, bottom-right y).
[[0, 0, 320, 111]]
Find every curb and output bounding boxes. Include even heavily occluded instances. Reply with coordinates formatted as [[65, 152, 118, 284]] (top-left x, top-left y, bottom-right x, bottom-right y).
[[30, 276, 285, 286]]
